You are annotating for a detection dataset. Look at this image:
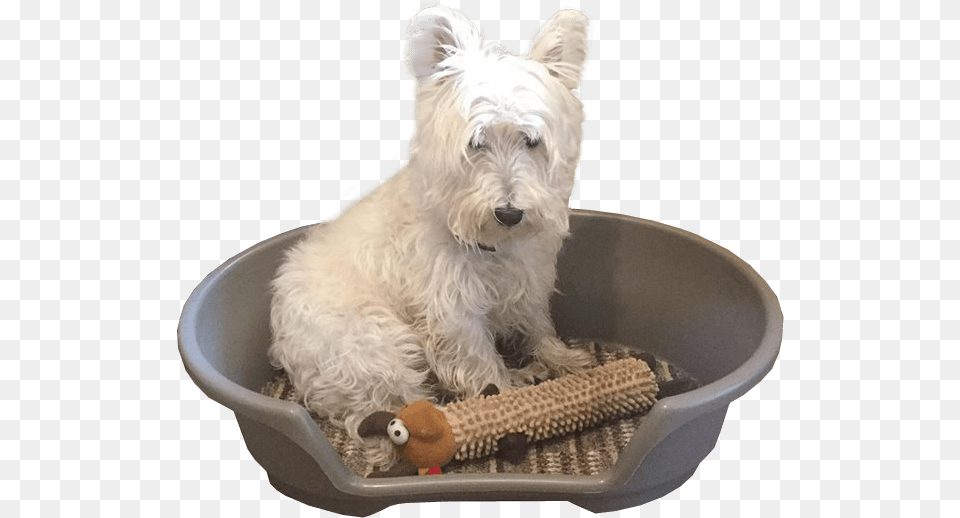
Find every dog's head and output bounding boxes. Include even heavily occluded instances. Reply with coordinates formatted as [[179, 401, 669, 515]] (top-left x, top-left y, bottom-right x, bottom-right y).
[[405, 6, 588, 252]]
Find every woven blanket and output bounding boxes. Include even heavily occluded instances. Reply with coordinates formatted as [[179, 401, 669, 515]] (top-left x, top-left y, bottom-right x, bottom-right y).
[[260, 338, 698, 477]]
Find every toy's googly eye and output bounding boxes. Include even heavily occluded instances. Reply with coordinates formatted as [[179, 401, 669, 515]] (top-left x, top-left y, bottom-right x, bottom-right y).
[[386, 418, 409, 445]]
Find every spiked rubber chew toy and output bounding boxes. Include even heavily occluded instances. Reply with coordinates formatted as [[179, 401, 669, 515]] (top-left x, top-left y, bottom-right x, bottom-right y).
[[359, 357, 659, 476]]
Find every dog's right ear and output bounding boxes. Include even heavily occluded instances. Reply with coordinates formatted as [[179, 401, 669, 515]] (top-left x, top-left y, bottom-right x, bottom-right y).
[[529, 10, 589, 89], [406, 5, 483, 80], [358, 411, 398, 438]]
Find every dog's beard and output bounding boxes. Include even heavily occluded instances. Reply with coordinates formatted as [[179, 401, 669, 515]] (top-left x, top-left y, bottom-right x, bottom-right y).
[[447, 200, 520, 252], [446, 198, 511, 252], [445, 185, 568, 253]]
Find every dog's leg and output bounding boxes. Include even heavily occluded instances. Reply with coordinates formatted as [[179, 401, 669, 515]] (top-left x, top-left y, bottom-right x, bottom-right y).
[[510, 309, 596, 382], [422, 315, 518, 399], [269, 305, 435, 468], [490, 257, 596, 382]]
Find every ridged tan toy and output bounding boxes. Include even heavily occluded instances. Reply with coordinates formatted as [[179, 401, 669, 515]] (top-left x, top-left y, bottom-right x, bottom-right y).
[[446, 356, 659, 460], [360, 357, 659, 476]]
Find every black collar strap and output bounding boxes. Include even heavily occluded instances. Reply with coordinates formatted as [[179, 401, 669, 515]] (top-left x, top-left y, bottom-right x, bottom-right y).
[[454, 232, 495, 252]]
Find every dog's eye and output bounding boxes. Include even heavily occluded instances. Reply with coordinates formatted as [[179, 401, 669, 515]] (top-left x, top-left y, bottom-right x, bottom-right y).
[[469, 139, 486, 151], [524, 136, 541, 148]]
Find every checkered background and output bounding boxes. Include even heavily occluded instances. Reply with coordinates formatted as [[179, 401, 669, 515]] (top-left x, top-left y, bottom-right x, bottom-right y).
[[5, 0, 957, 516]]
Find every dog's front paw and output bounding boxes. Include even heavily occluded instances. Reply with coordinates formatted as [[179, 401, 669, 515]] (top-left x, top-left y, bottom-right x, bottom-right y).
[[535, 336, 597, 377], [508, 361, 551, 386]]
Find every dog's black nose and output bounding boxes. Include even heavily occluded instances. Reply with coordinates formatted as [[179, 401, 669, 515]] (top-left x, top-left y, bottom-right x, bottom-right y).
[[494, 206, 523, 227]]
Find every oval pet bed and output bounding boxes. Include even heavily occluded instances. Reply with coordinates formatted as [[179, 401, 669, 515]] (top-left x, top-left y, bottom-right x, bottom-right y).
[[178, 210, 783, 515]]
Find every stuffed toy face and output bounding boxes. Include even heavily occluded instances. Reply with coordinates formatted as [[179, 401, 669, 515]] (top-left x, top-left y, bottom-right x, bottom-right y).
[[361, 400, 456, 475]]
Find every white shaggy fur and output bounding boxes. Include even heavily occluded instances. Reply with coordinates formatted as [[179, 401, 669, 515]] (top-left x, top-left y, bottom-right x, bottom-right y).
[[269, 6, 592, 468]]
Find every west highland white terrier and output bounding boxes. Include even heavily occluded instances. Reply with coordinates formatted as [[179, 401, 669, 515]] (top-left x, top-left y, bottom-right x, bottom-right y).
[[269, 5, 593, 467]]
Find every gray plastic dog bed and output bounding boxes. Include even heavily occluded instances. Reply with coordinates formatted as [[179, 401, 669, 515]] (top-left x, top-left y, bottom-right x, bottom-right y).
[[178, 210, 782, 515]]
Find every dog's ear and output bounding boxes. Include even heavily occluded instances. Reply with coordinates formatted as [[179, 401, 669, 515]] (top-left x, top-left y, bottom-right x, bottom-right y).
[[407, 5, 483, 80], [529, 10, 589, 89]]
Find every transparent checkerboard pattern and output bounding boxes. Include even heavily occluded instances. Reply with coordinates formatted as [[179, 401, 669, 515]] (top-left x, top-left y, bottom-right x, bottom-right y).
[[4, 0, 957, 516]]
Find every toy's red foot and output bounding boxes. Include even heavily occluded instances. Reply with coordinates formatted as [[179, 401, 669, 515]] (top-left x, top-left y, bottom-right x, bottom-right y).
[[418, 466, 443, 475]]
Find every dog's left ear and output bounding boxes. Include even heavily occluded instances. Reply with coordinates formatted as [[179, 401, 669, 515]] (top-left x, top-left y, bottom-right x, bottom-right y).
[[407, 5, 484, 80], [529, 10, 589, 89]]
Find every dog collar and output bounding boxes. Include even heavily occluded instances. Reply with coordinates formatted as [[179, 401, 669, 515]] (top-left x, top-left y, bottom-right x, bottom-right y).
[[454, 233, 496, 252]]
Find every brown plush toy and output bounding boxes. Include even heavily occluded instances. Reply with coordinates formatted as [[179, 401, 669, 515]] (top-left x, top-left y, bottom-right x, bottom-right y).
[[359, 357, 659, 477], [386, 400, 455, 475]]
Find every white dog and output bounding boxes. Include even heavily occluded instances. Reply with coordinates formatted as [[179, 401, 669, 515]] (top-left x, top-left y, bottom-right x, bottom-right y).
[[269, 5, 593, 466]]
